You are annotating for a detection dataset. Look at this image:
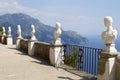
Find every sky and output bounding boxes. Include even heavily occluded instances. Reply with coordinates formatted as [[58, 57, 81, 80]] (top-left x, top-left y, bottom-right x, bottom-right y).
[[0, 0, 120, 37]]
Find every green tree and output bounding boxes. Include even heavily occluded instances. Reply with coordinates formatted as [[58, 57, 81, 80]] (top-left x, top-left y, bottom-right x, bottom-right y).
[[64, 47, 82, 68]]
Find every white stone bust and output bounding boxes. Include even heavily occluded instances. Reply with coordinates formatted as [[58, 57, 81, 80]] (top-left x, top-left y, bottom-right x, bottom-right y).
[[2, 27, 6, 36], [54, 22, 62, 40], [54, 22, 62, 45], [17, 25, 22, 38], [102, 16, 117, 52], [8, 26, 11, 36], [31, 24, 36, 40]]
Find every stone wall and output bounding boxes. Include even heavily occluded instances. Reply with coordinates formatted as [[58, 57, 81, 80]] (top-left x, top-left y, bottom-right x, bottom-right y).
[[19, 39, 28, 53], [34, 42, 50, 61], [0, 35, 2, 43], [19, 39, 51, 61]]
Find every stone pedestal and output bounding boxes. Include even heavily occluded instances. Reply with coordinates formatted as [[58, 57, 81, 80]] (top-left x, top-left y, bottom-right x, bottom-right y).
[[49, 44, 64, 67], [1, 36, 5, 44], [28, 40, 36, 56], [98, 52, 118, 80], [104, 44, 117, 52], [16, 38, 22, 50], [6, 36, 13, 45], [116, 54, 120, 80]]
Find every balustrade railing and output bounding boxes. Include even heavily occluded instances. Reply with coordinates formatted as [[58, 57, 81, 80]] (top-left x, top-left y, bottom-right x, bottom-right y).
[[19, 39, 28, 53], [64, 44, 103, 76], [34, 42, 50, 61]]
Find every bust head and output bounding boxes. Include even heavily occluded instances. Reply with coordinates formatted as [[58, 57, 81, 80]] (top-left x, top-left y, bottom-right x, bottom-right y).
[[31, 25, 35, 29], [8, 26, 11, 31], [56, 22, 61, 29], [104, 16, 113, 27]]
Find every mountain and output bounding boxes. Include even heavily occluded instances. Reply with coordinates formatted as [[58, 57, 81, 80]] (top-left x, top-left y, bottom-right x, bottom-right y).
[[0, 13, 88, 45]]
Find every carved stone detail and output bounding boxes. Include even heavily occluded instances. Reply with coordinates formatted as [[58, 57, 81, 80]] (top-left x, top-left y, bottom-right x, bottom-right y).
[[54, 22, 62, 45], [30, 24, 36, 40], [8, 26, 11, 37], [102, 16, 117, 53], [17, 25, 22, 38], [2, 27, 6, 36]]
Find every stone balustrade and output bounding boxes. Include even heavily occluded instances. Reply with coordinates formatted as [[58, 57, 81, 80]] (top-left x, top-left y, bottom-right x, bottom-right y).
[[19, 38, 28, 53], [16, 23, 64, 67], [0, 27, 13, 44], [98, 16, 120, 80], [0, 23, 64, 67], [34, 42, 50, 61], [18, 38, 50, 61], [1, 18, 120, 80]]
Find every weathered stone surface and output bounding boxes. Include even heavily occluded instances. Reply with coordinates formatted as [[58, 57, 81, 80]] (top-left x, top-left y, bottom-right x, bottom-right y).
[[19, 39, 28, 53], [34, 42, 50, 61], [98, 59, 106, 75], [98, 52, 118, 80], [6, 36, 13, 45], [116, 54, 120, 80], [50, 44, 64, 67], [102, 16, 117, 53]]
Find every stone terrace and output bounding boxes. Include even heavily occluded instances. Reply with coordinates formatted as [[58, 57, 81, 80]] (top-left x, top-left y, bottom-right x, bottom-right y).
[[0, 44, 93, 80]]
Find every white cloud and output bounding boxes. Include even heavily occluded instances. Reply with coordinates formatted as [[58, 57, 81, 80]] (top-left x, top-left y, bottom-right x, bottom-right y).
[[0, 1, 36, 15], [0, 1, 21, 14], [0, 0, 15, 2]]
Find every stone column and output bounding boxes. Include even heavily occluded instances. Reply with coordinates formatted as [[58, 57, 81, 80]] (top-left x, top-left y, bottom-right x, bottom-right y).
[[115, 55, 120, 80], [16, 25, 22, 49], [98, 52, 118, 80], [49, 22, 64, 67], [98, 16, 118, 80], [6, 26, 13, 45], [28, 25, 37, 56], [1, 27, 6, 44], [50, 44, 64, 67]]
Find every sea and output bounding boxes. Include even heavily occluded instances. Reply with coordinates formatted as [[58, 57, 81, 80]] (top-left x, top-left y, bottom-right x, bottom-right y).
[[85, 35, 120, 51], [75, 35, 120, 75]]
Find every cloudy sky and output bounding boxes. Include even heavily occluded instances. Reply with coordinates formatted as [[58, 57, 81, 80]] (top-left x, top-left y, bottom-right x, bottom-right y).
[[0, 0, 120, 37]]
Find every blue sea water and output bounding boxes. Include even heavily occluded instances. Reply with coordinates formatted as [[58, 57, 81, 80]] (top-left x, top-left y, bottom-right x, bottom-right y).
[[77, 35, 120, 75], [86, 35, 120, 51]]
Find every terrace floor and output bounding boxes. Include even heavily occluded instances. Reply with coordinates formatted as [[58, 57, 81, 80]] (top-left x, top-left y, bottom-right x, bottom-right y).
[[0, 44, 96, 80]]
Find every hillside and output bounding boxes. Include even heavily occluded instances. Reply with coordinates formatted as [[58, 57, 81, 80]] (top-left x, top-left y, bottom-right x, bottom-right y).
[[0, 13, 88, 45]]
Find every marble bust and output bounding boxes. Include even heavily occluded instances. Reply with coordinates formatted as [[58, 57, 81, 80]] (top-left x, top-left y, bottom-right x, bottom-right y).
[[31, 24, 36, 40], [54, 22, 62, 44], [2, 27, 6, 36], [8, 26, 11, 37], [17, 25, 22, 38], [102, 16, 117, 52]]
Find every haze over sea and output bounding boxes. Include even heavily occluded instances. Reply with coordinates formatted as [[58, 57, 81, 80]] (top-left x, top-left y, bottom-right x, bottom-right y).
[[86, 35, 120, 51]]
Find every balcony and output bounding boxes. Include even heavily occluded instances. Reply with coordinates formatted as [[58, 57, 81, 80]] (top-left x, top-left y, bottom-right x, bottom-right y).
[[1, 17, 120, 80], [0, 44, 97, 80]]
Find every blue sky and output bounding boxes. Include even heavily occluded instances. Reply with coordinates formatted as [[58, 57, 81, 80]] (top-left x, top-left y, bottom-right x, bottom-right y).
[[0, 0, 120, 37]]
